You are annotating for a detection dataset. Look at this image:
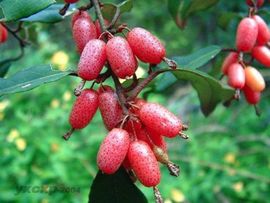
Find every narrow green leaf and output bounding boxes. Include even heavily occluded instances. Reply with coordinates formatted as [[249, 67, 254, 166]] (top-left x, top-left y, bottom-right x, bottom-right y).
[[0, 0, 55, 22], [0, 65, 72, 97], [89, 168, 148, 203]]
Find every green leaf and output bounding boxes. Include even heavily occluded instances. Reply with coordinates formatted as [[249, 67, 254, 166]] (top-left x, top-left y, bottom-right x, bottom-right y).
[[217, 12, 241, 31], [0, 65, 71, 97], [0, 60, 11, 78], [102, 0, 133, 21], [89, 168, 148, 203], [21, 4, 75, 23], [0, 0, 55, 22], [119, 0, 133, 13]]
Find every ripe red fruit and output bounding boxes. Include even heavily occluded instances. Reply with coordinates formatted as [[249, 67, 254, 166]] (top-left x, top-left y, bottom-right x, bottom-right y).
[[0, 24, 8, 43], [97, 128, 130, 174], [236, 17, 258, 52], [244, 66, 265, 92], [72, 18, 97, 53], [130, 98, 146, 115], [98, 87, 123, 130], [106, 36, 138, 78], [246, 0, 264, 7], [227, 63, 245, 89], [69, 89, 98, 129], [78, 39, 106, 80], [128, 140, 160, 187], [71, 11, 92, 27], [127, 27, 166, 64], [252, 46, 270, 67], [221, 52, 239, 75], [243, 85, 261, 104], [253, 15, 270, 45], [139, 102, 182, 138], [95, 19, 110, 38], [65, 0, 79, 3]]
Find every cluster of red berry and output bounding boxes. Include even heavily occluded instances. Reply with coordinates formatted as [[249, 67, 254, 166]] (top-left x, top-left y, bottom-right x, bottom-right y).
[[64, 9, 187, 200], [0, 23, 8, 44], [221, 0, 268, 106]]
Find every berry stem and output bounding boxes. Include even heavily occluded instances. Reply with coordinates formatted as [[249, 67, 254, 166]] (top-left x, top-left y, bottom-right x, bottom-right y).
[[153, 187, 164, 203], [63, 128, 75, 140], [106, 7, 121, 30], [59, 3, 70, 16], [74, 80, 86, 96], [167, 162, 180, 177]]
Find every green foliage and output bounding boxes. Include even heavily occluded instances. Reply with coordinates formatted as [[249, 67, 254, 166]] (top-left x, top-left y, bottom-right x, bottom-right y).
[[102, 0, 133, 21]]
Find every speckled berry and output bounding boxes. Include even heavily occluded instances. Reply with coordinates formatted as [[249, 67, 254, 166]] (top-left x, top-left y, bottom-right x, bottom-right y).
[[128, 140, 160, 187], [221, 52, 239, 75], [97, 128, 130, 174], [253, 15, 270, 45], [106, 36, 138, 78], [78, 39, 106, 80], [71, 11, 92, 27], [69, 89, 98, 129], [0, 23, 8, 43], [227, 63, 245, 89], [139, 102, 182, 138], [127, 27, 166, 64], [252, 46, 270, 67], [243, 85, 261, 104]]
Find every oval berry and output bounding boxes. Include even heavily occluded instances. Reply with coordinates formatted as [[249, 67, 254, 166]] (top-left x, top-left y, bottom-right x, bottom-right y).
[[253, 15, 270, 45], [71, 11, 92, 27], [127, 27, 166, 64], [221, 52, 239, 75], [227, 63, 245, 89], [97, 128, 130, 174], [78, 39, 106, 80], [95, 19, 110, 38], [236, 17, 258, 52], [246, 0, 264, 7], [244, 66, 265, 92], [106, 36, 138, 78], [252, 46, 270, 67], [243, 85, 261, 104], [128, 140, 160, 187], [72, 18, 97, 53], [139, 102, 182, 138], [0, 24, 8, 43], [69, 89, 98, 129], [98, 87, 123, 130], [65, 0, 79, 3]]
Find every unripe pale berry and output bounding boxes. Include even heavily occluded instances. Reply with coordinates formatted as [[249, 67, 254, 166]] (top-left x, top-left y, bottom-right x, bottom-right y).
[[71, 11, 92, 27], [0, 24, 8, 43], [246, 0, 264, 7], [243, 85, 261, 104], [69, 89, 98, 129], [221, 52, 239, 75], [252, 46, 270, 67], [78, 39, 106, 80], [106, 36, 138, 78], [128, 140, 160, 187], [139, 102, 182, 138], [97, 128, 130, 174], [244, 66, 265, 92], [227, 63, 245, 89], [127, 27, 166, 64], [236, 17, 258, 52], [72, 18, 97, 53], [253, 15, 270, 45], [98, 87, 123, 130], [95, 19, 109, 38]]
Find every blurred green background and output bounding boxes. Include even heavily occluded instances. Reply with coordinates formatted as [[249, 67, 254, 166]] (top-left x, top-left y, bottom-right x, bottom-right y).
[[1, 0, 270, 202]]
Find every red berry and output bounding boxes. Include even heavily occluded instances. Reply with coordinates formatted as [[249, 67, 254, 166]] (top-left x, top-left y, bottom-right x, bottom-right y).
[[95, 19, 110, 38], [244, 66, 265, 92], [72, 18, 97, 53], [139, 103, 182, 138], [65, 0, 79, 3], [127, 27, 166, 64], [128, 140, 160, 187], [98, 86, 123, 130], [221, 52, 239, 75], [130, 98, 146, 115], [0, 24, 8, 43], [97, 128, 130, 174], [78, 39, 106, 80], [252, 46, 270, 67], [71, 11, 92, 27], [243, 85, 261, 104], [236, 17, 258, 52], [246, 0, 264, 7], [69, 89, 98, 129], [106, 36, 138, 78], [253, 15, 270, 45], [227, 63, 245, 89]]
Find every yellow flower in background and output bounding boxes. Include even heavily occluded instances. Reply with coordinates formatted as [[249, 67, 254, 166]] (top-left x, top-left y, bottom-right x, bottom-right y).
[[119, 66, 146, 83], [15, 138, 27, 151], [0, 99, 10, 112], [164, 199, 173, 203], [50, 99, 60, 108], [51, 51, 69, 71], [224, 153, 236, 164], [0, 112, 4, 121], [232, 182, 244, 193], [171, 188, 185, 202], [7, 129, 20, 142], [63, 91, 72, 102], [51, 143, 59, 153]]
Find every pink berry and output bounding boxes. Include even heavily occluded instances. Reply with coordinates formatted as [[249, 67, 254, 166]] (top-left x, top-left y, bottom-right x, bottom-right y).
[[221, 52, 239, 75], [65, 0, 79, 4], [106, 36, 138, 78], [71, 11, 92, 27], [227, 63, 245, 89], [243, 85, 261, 104], [236, 17, 258, 52], [78, 39, 106, 80], [97, 128, 130, 174], [252, 46, 270, 67], [128, 140, 160, 187], [69, 89, 98, 129], [253, 15, 270, 45], [72, 18, 97, 53], [139, 102, 182, 138], [0, 23, 8, 43], [98, 86, 123, 130], [127, 27, 166, 64]]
